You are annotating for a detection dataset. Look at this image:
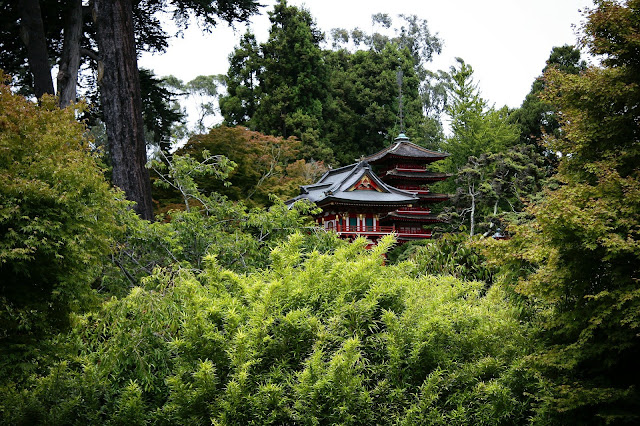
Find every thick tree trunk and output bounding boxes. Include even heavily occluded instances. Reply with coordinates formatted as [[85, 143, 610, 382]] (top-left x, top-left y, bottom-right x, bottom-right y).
[[94, 0, 154, 220], [18, 0, 54, 98], [57, 0, 82, 108]]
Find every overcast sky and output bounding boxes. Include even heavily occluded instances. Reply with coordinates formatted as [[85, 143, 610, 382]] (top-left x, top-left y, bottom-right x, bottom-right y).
[[139, 0, 593, 126]]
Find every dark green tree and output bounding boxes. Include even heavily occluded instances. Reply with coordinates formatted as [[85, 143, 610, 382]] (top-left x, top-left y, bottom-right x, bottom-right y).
[[323, 44, 424, 164], [326, 14, 444, 161], [487, 1, 640, 422], [220, 31, 263, 127], [257, 0, 328, 144], [221, 0, 330, 160], [221, 10, 445, 165], [509, 45, 586, 171], [139, 69, 185, 154]]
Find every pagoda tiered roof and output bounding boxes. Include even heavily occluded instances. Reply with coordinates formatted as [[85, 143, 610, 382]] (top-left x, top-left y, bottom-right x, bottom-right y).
[[286, 161, 419, 208], [287, 132, 450, 244], [363, 134, 449, 163]]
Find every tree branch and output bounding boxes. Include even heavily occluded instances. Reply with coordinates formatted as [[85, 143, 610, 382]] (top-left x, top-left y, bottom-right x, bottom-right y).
[[80, 47, 100, 62]]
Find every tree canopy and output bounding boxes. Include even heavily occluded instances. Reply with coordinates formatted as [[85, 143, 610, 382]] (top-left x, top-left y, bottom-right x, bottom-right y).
[[173, 126, 327, 207], [3, 1, 640, 424], [220, 3, 444, 165]]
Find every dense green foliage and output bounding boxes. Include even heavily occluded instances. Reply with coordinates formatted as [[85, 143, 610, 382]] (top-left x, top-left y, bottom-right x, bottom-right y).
[[323, 43, 426, 164], [2, 1, 640, 424], [448, 144, 547, 236], [404, 234, 496, 285], [508, 45, 586, 156], [439, 56, 556, 236], [173, 126, 327, 207], [0, 77, 128, 348], [1, 235, 540, 424], [123, 148, 336, 280], [221, 0, 331, 160], [220, 2, 444, 165], [486, 1, 640, 422], [439, 59, 520, 177]]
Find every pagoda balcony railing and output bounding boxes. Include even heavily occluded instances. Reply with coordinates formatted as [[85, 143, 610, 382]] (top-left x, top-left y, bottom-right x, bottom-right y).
[[332, 224, 431, 237], [395, 185, 430, 192], [380, 164, 427, 174], [391, 163, 426, 171], [395, 206, 432, 214]]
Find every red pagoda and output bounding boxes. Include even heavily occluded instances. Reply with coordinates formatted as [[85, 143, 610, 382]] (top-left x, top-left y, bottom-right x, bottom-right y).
[[288, 133, 450, 244]]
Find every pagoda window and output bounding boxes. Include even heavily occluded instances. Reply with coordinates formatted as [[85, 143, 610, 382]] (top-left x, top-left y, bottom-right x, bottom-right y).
[[349, 217, 357, 230], [365, 217, 373, 230]]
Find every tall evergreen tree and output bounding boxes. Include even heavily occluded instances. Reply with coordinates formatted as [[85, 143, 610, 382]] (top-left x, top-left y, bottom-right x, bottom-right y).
[[441, 58, 519, 175], [220, 31, 262, 126], [323, 44, 423, 164], [327, 14, 444, 160], [257, 0, 328, 142], [221, 0, 330, 160], [221, 9, 444, 165], [509, 44, 586, 172]]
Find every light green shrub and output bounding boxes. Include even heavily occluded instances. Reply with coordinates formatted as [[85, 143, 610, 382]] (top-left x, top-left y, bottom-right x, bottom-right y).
[[1, 233, 541, 424]]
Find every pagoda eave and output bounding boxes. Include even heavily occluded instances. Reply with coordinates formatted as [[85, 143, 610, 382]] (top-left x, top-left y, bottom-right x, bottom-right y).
[[382, 213, 443, 223], [417, 193, 450, 202], [368, 154, 445, 163], [385, 174, 450, 182], [318, 200, 413, 209]]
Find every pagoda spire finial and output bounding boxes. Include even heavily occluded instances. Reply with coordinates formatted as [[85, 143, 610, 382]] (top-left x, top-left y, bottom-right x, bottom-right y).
[[396, 66, 405, 136]]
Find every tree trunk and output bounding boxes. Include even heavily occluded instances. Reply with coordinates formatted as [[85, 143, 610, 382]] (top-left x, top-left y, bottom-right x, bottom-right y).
[[94, 0, 154, 220], [18, 0, 54, 98], [469, 184, 476, 237], [57, 0, 82, 108]]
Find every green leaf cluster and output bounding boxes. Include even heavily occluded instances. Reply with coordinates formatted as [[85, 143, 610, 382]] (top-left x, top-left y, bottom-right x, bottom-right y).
[[173, 125, 327, 208], [440, 59, 520, 177], [0, 78, 128, 341], [405, 233, 497, 285]]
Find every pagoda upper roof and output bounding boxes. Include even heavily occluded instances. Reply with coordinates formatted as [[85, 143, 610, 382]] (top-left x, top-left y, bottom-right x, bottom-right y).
[[287, 161, 419, 207], [363, 134, 449, 163]]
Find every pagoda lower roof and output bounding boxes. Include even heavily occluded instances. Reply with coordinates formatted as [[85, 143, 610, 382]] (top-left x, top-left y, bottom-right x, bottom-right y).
[[286, 161, 419, 208], [416, 192, 450, 202], [316, 199, 414, 209]]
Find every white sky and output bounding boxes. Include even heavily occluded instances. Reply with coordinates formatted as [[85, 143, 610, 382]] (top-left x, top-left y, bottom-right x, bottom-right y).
[[139, 0, 593, 126]]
